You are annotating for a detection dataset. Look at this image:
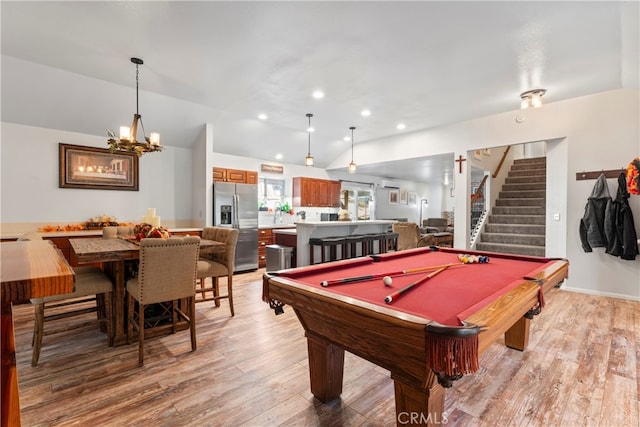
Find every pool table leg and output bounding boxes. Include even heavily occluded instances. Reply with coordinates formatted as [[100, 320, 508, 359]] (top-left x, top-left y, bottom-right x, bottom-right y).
[[391, 371, 445, 426], [504, 316, 530, 351], [306, 333, 345, 402]]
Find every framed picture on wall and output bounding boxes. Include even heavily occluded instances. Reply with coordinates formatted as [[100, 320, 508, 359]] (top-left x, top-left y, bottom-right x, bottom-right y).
[[388, 189, 399, 205], [408, 192, 417, 206], [399, 189, 408, 204], [59, 143, 139, 191]]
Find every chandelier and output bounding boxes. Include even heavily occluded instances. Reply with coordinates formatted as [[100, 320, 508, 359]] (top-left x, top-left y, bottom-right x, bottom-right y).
[[305, 113, 314, 166], [520, 89, 546, 109], [107, 58, 162, 156], [348, 126, 357, 173]]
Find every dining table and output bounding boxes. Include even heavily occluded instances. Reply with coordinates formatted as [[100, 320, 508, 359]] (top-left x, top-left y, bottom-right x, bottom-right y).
[[1, 240, 75, 427], [69, 237, 225, 346]]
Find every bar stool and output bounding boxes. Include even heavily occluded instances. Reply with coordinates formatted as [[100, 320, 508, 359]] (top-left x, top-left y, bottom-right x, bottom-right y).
[[346, 234, 364, 258], [309, 237, 347, 264], [384, 232, 399, 252]]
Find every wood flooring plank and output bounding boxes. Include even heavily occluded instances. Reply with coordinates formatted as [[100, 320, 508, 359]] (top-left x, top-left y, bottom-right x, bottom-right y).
[[600, 372, 638, 426]]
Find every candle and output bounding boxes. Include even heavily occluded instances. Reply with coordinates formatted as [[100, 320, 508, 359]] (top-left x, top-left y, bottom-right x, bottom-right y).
[[149, 133, 160, 146], [147, 208, 156, 218], [119, 126, 130, 141]]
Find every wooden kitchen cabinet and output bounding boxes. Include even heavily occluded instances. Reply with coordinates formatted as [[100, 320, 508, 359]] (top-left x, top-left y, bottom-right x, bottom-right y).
[[292, 177, 341, 207], [213, 167, 258, 184], [329, 181, 342, 208], [258, 228, 274, 268]]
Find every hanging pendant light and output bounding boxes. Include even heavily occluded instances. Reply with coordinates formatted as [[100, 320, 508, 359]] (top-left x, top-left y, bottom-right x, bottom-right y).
[[107, 57, 162, 156], [304, 113, 314, 166], [348, 126, 357, 173]]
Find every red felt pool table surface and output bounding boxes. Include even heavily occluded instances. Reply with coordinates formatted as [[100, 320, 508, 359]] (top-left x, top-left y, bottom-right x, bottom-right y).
[[273, 247, 554, 327]]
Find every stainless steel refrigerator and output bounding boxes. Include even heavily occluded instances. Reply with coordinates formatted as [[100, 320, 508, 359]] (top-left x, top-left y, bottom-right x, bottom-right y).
[[213, 182, 259, 272]]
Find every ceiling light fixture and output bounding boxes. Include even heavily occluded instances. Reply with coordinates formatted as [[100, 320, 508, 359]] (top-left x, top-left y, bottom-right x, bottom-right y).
[[520, 89, 546, 109], [348, 126, 357, 174], [396, 123, 406, 130], [305, 113, 314, 167], [312, 90, 325, 99], [258, 113, 268, 120], [107, 58, 162, 156], [361, 109, 371, 117]]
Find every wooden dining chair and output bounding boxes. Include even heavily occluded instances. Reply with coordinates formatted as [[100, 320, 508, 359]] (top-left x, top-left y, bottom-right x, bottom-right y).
[[126, 236, 200, 366], [30, 266, 114, 366], [21, 232, 114, 366], [196, 227, 239, 316]]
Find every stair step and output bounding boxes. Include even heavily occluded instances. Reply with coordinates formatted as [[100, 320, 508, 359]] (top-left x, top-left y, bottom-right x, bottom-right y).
[[495, 198, 545, 207], [480, 232, 546, 246], [476, 242, 545, 257], [499, 190, 546, 199], [485, 223, 546, 235], [508, 169, 546, 177], [502, 183, 546, 192], [488, 214, 545, 225], [505, 175, 546, 184], [513, 157, 546, 165], [510, 163, 547, 171], [492, 206, 546, 215]]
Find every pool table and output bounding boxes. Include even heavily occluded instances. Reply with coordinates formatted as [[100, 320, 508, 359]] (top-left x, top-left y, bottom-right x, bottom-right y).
[[263, 246, 568, 426]]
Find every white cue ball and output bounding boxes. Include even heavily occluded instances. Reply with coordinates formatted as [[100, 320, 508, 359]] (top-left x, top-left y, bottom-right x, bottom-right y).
[[383, 276, 393, 286]]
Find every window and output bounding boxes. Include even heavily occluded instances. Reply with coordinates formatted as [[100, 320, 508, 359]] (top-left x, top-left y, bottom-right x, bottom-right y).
[[258, 178, 285, 211]]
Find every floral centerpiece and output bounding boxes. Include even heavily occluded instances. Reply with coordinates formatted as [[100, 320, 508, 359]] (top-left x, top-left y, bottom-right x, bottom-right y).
[[134, 223, 171, 241]]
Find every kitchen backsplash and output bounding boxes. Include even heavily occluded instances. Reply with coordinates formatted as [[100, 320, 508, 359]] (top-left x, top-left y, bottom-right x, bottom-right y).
[[258, 207, 339, 227]]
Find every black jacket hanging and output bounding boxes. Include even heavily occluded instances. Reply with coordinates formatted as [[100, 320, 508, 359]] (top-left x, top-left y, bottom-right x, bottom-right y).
[[605, 173, 639, 260], [580, 173, 612, 252]]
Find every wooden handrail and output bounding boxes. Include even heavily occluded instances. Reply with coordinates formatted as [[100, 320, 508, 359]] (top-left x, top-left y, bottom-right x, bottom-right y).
[[492, 146, 511, 178], [471, 175, 488, 203]]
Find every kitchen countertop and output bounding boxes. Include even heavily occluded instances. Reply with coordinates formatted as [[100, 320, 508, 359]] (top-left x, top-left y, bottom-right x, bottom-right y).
[[295, 220, 395, 226], [273, 229, 296, 235], [259, 224, 296, 229]]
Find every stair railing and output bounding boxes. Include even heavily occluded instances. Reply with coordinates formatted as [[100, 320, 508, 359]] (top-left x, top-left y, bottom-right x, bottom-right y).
[[470, 175, 488, 240], [492, 145, 511, 178]]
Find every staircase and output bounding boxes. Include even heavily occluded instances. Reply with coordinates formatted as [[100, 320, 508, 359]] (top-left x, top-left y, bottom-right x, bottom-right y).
[[476, 157, 546, 257]]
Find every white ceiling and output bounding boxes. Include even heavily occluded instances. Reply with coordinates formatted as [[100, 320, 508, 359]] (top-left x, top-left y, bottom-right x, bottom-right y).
[[1, 1, 637, 181]]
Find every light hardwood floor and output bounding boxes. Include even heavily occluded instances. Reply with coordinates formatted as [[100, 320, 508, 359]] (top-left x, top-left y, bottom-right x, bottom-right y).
[[11, 268, 640, 426]]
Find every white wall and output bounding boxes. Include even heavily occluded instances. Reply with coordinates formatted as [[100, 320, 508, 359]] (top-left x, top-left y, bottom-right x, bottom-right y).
[[0, 122, 195, 230]]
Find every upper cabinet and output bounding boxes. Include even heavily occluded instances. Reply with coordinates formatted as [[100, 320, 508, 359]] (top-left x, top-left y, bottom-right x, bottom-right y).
[[213, 167, 258, 184], [292, 177, 341, 207]]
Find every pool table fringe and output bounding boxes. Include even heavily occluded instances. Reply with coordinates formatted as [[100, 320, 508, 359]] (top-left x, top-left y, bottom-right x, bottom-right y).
[[426, 323, 480, 385]]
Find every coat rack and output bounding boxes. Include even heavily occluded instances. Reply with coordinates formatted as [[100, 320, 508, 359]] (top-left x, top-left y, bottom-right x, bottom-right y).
[[575, 168, 626, 181]]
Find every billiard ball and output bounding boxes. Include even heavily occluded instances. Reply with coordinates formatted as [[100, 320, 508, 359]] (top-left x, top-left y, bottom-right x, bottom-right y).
[[383, 276, 393, 286]]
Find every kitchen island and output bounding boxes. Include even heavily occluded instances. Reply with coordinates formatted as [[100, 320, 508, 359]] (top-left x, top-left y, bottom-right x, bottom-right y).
[[290, 220, 396, 267]]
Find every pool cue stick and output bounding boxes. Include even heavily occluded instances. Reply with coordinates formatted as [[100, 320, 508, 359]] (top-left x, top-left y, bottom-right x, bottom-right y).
[[320, 262, 459, 287], [384, 265, 450, 304]]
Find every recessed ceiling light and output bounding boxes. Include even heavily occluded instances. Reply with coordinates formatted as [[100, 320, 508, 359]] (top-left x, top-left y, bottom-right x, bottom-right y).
[[258, 113, 268, 120], [343, 136, 351, 141], [312, 90, 325, 99], [396, 123, 406, 130], [307, 126, 315, 133], [275, 153, 283, 160], [361, 109, 371, 117]]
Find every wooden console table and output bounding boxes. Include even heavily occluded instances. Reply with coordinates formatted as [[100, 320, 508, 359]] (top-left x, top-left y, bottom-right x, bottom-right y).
[[1, 241, 75, 427]]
